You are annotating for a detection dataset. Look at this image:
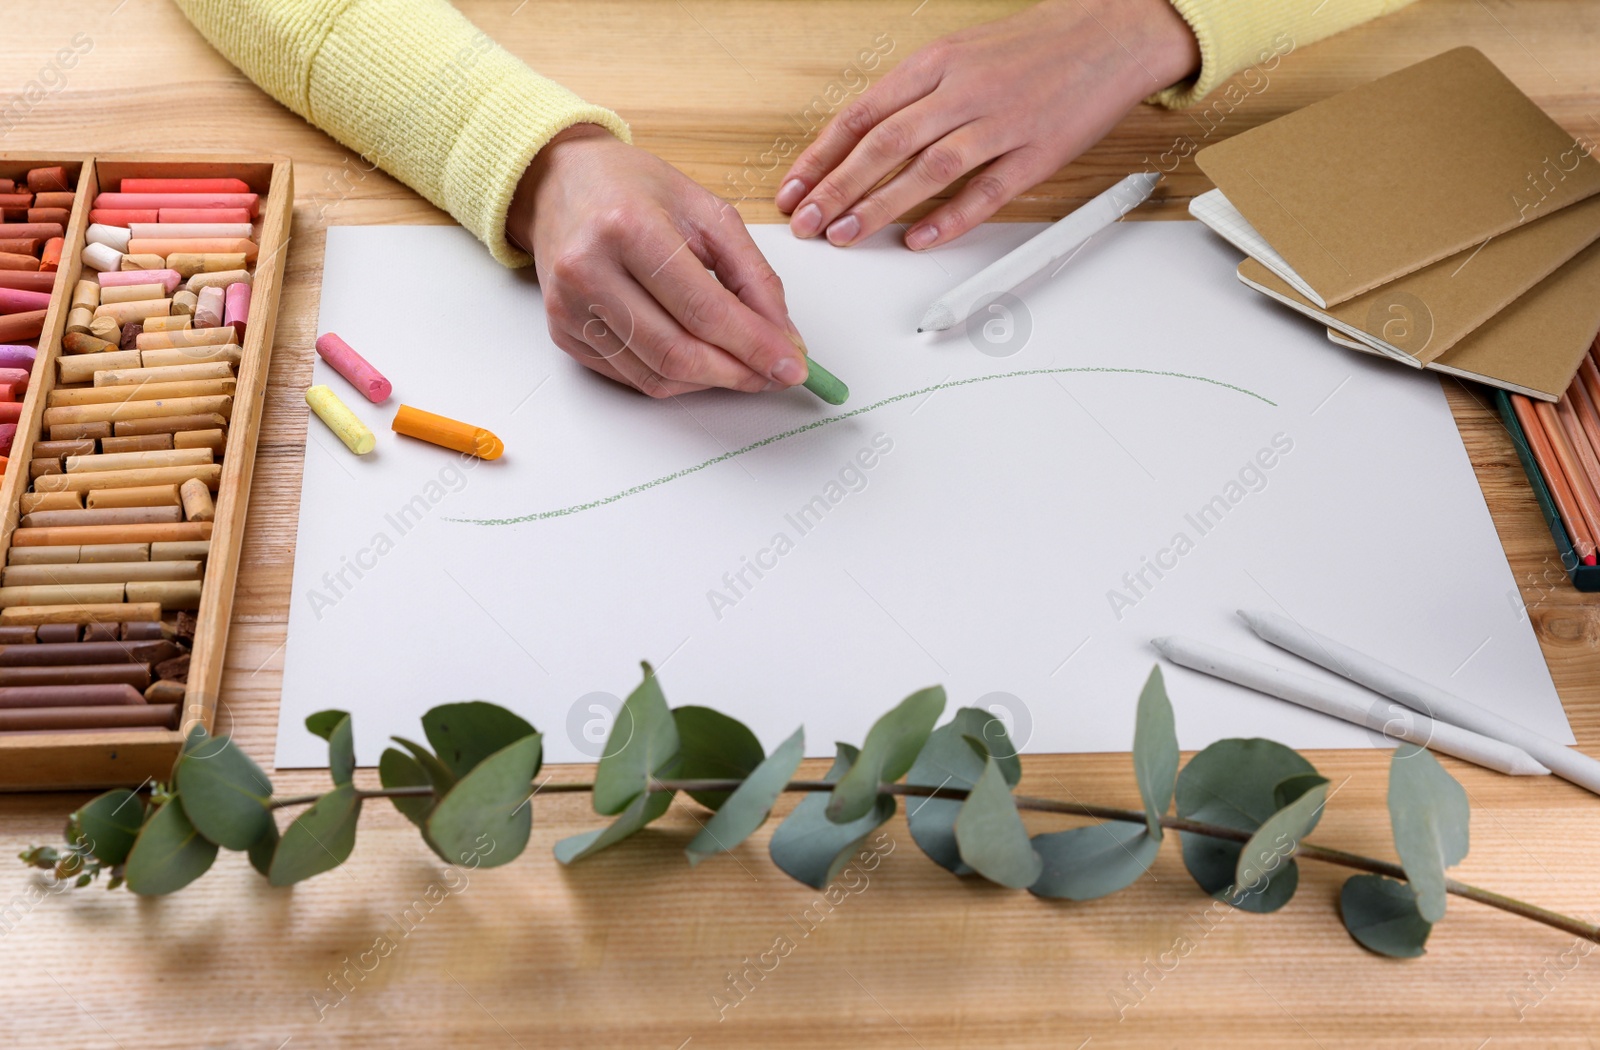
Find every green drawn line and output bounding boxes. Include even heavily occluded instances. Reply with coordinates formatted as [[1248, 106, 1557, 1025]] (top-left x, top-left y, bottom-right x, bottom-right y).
[[448, 367, 1276, 526]]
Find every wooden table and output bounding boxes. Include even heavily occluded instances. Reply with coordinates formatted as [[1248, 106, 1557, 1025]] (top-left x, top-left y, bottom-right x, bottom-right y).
[[3, 2, 1598, 1046]]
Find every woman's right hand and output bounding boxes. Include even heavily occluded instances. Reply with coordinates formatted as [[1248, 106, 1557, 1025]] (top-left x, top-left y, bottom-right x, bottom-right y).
[[508, 124, 811, 399]]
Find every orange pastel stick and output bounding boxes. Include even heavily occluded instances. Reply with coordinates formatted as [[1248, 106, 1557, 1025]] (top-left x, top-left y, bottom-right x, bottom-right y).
[[392, 404, 503, 460], [126, 237, 257, 261], [159, 207, 252, 224], [40, 237, 63, 273], [1514, 394, 1597, 564], [1536, 399, 1600, 544], [0, 252, 40, 273]]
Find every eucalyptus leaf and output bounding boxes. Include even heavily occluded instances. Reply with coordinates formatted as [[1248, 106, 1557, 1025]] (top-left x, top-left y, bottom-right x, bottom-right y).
[[247, 818, 279, 877], [827, 686, 945, 824], [379, 747, 435, 829], [1274, 772, 1329, 814], [1132, 666, 1178, 840], [1340, 874, 1432, 958], [905, 707, 1018, 875], [173, 728, 275, 850], [423, 702, 538, 779], [672, 706, 766, 811], [1029, 822, 1160, 900], [1175, 738, 1318, 913], [392, 736, 457, 796], [123, 798, 217, 896], [427, 734, 542, 868], [554, 789, 674, 864], [1387, 744, 1469, 923], [268, 785, 362, 887], [770, 744, 895, 889], [326, 713, 356, 787], [954, 751, 1043, 888], [305, 709, 348, 741], [593, 667, 680, 816], [73, 789, 143, 867], [1234, 777, 1329, 894], [687, 727, 803, 866]]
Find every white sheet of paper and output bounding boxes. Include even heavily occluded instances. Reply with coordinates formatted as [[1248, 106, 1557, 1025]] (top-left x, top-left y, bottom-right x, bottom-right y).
[[276, 221, 1569, 769]]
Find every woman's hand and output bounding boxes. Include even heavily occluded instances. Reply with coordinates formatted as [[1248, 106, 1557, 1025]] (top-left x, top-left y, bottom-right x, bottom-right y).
[[509, 124, 809, 398], [776, 0, 1199, 251]]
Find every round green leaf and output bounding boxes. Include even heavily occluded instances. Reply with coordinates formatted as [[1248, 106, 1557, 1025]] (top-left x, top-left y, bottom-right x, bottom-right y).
[[423, 701, 538, 779], [123, 798, 218, 896], [1175, 738, 1317, 912], [1340, 874, 1432, 958], [770, 744, 895, 889], [828, 686, 945, 824], [672, 705, 765, 811], [593, 668, 680, 816], [393, 736, 457, 795], [1029, 822, 1161, 900], [1387, 744, 1469, 924], [1133, 666, 1179, 840], [379, 746, 435, 829], [305, 709, 349, 740], [73, 789, 144, 867], [955, 752, 1042, 888], [174, 731, 275, 850], [268, 785, 362, 887], [248, 818, 279, 877], [687, 727, 803, 866], [1235, 778, 1329, 894], [904, 708, 1018, 875], [427, 733, 542, 868]]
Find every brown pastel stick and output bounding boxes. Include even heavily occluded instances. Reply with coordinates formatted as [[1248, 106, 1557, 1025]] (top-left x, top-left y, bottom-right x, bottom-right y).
[[179, 478, 215, 522], [0, 238, 40, 256], [35, 463, 222, 494], [0, 222, 65, 241], [0, 703, 177, 732], [0, 685, 147, 710], [145, 681, 186, 703], [7, 547, 81, 566], [3, 560, 201, 587], [59, 349, 141, 383], [0, 582, 126, 608], [87, 484, 182, 509], [51, 382, 238, 410], [141, 314, 191, 334], [0, 310, 47, 342], [90, 316, 122, 343], [0, 252, 42, 273], [113, 414, 229, 438], [26, 167, 69, 192], [120, 254, 167, 271], [83, 623, 120, 643], [29, 458, 63, 480], [95, 361, 234, 386], [34, 440, 97, 458], [0, 626, 36, 644], [60, 332, 118, 356], [170, 254, 249, 279], [35, 624, 80, 643], [173, 610, 198, 641], [100, 435, 174, 454], [0, 665, 151, 690], [151, 541, 209, 564], [135, 329, 238, 352], [65, 307, 94, 336], [126, 580, 203, 609], [99, 283, 167, 305], [91, 298, 170, 326], [122, 621, 165, 640], [21, 491, 83, 514], [33, 191, 74, 209], [66, 448, 213, 473], [28, 207, 70, 226], [21, 507, 184, 528], [185, 268, 252, 292], [10, 522, 212, 547], [0, 639, 177, 666], [119, 323, 142, 352], [43, 394, 233, 427], [0, 602, 163, 626], [80, 543, 149, 563], [173, 429, 225, 454], [140, 345, 240, 369], [155, 652, 190, 682], [49, 421, 113, 442]]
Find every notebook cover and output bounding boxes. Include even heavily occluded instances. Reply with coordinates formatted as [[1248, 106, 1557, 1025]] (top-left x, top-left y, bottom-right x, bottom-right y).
[[1199, 47, 1600, 306]]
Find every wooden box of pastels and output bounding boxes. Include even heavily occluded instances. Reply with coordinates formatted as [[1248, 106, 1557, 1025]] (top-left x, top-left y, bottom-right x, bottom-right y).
[[0, 153, 290, 789]]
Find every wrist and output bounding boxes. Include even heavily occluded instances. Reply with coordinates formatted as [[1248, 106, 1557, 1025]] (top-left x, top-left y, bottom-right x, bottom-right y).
[[1055, 0, 1199, 95], [507, 123, 616, 255]]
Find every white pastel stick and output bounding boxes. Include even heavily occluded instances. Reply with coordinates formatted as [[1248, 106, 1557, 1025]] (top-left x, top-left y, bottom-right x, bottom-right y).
[[917, 171, 1160, 333], [80, 241, 123, 273], [86, 223, 132, 253], [1151, 635, 1550, 777], [1240, 609, 1600, 796], [127, 223, 254, 240]]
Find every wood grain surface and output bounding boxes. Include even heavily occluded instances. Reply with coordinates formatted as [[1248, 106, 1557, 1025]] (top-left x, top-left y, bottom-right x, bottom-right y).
[[1, 2, 1597, 1047]]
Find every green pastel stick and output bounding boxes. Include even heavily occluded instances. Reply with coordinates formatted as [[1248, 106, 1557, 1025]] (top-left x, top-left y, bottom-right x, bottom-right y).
[[801, 356, 848, 406]]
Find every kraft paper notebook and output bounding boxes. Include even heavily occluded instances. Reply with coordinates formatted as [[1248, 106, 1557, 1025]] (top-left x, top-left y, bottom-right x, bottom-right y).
[[1300, 237, 1600, 400], [1196, 46, 1600, 307]]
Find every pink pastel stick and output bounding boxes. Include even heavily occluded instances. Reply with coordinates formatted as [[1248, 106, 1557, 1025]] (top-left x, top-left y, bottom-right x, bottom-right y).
[[0, 423, 16, 452], [315, 332, 392, 403], [0, 287, 51, 314], [194, 286, 224, 329], [0, 402, 22, 425], [93, 192, 258, 218], [0, 345, 37, 371], [224, 282, 251, 338], [98, 268, 181, 296]]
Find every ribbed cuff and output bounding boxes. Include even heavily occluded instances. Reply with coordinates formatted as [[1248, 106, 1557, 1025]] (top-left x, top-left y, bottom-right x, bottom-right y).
[[1148, 0, 1296, 110]]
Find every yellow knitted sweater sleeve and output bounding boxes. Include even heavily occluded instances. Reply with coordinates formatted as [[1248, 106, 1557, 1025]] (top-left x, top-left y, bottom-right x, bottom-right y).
[[1153, 0, 1419, 109], [172, 0, 630, 267]]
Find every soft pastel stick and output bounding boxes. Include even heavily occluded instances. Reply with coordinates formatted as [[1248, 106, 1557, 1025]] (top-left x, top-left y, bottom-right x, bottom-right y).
[[99, 268, 181, 295], [392, 404, 503, 460], [120, 177, 251, 194], [26, 167, 69, 192], [0, 311, 45, 342], [29, 208, 70, 227], [0, 424, 16, 450], [314, 332, 391, 403], [86, 223, 132, 253], [159, 207, 251, 224], [0, 345, 37, 371], [0, 367, 30, 394], [0, 288, 50, 314], [90, 209, 159, 227], [1, 223, 64, 242], [128, 223, 254, 240], [81, 243, 121, 273], [223, 283, 250, 338], [306, 385, 375, 455], [40, 238, 63, 273], [0, 239, 40, 256], [0, 272, 55, 292], [193, 286, 224, 329], [0, 402, 24, 424], [127, 237, 258, 261], [93, 193, 258, 218], [0, 253, 41, 273]]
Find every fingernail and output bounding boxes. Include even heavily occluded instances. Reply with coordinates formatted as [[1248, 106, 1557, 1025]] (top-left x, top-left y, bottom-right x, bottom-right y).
[[906, 224, 937, 250], [792, 202, 823, 238], [771, 356, 808, 386], [776, 178, 807, 213], [825, 213, 861, 246]]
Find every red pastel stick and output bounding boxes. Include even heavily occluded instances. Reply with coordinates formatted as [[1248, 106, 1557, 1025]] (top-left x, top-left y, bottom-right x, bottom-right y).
[[0, 367, 29, 392], [28, 208, 69, 226], [0, 272, 56, 292], [0, 402, 20, 424], [0, 287, 51, 314], [159, 207, 252, 224], [0, 179, 13, 194], [0, 193, 32, 209], [0, 223, 64, 242], [93, 192, 258, 218], [89, 209, 159, 227], [26, 167, 69, 192], [121, 177, 251, 194], [0, 310, 43, 343]]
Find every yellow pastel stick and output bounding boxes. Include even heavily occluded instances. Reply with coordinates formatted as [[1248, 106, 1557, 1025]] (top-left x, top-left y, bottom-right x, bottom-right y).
[[305, 384, 375, 455]]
